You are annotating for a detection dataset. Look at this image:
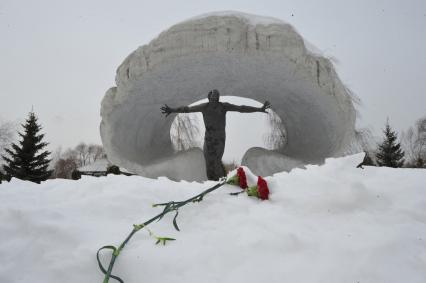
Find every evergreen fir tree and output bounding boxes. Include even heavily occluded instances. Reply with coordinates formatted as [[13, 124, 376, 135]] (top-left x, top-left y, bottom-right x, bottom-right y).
[[1, 111, 53, 183], [376, 121, 405, 168]]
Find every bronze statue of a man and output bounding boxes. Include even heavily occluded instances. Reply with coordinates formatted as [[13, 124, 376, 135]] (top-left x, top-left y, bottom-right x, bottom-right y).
[[161, 89, 271, 180]]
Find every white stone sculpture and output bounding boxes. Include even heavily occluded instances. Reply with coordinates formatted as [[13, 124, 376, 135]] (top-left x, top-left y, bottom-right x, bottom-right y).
[[100, 11, 356, 181]]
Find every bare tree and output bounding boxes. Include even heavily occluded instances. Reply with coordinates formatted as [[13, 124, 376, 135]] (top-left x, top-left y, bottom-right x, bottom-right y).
[[170, 113, 202, 151], [88, 144, 97, 164], [0, 119, 17, 177], [402, 116, 426, 166], [75, 142, 91, 166], [57, 144, 106, 169], [94, 145, 106, 161], [264, 111, 287, 150], [88, 144, 106, 163], [51, 147, 79, 178], [63, 148, 78, 160], [53, 157, 78, 179], [49, 143, 106, 179], [0, 119, 16, 157], [49, 146, 63, 169]]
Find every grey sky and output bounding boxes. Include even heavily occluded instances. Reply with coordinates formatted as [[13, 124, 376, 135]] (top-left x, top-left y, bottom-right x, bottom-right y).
[[1, 0, 425, 161]]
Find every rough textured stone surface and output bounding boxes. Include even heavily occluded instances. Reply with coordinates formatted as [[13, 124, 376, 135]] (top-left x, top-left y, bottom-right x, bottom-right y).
[[100, 11, 356, 181]]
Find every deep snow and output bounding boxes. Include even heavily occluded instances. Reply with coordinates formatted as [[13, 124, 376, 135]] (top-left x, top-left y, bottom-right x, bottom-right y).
[[1, 153, 425, 283]]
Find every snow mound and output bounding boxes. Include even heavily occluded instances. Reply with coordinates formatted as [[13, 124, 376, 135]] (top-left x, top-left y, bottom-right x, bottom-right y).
[[1, 154, 425, 283]]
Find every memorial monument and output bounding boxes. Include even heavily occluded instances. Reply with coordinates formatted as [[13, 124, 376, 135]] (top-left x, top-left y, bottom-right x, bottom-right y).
[[100, 11, 357, 181]]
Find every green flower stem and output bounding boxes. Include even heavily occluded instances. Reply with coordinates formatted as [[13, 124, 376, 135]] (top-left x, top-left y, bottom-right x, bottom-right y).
[[226, 174, 238, 185], [247, 186, 259, 198], [99, 179, 227, 283]]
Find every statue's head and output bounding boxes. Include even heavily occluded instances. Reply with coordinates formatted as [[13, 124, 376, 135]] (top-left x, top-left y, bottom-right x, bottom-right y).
[[208, 89, 220, 103]]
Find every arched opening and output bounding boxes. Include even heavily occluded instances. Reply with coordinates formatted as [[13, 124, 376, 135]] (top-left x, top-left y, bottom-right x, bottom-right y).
[[170, 96, 287, 165]]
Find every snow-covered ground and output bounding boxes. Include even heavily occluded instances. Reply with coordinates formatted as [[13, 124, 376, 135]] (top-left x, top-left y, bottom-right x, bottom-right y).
[[1, 153, 425, 283]]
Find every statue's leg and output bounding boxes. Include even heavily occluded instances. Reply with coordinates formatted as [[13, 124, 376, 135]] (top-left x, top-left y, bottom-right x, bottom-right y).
[[216, 137, 226, 178], [203, 135, 226, 181]]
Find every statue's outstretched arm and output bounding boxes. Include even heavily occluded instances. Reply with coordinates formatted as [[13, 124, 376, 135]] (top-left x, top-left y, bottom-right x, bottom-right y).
[[224, 101, 271, 113], [161, 103, 207, 116]]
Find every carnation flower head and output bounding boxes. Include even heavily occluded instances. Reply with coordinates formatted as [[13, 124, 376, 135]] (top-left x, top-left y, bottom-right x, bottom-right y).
[[227, 167, 248, 190], [257, 176, 269, 200], [236, 167, 248, 189]]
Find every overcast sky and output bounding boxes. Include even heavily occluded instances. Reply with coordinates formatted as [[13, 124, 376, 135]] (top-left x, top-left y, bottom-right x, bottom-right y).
[[1, 0, 425, 160]]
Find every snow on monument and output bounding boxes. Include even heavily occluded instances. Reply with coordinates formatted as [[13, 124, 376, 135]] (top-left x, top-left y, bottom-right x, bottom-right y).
[[100, 11, 356, 181]]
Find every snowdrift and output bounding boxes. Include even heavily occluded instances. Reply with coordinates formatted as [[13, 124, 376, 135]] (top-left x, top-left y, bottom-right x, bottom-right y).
[[1, 153, 425, 283]]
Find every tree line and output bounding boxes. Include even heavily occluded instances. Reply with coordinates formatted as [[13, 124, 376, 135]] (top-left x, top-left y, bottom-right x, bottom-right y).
[[359, 117, 426, 168], [50, 142, 106, 179], [0, 111, 425, 184]]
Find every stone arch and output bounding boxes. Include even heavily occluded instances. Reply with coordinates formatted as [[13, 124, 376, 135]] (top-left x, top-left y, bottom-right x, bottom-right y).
[[100, 12, 356, 181]]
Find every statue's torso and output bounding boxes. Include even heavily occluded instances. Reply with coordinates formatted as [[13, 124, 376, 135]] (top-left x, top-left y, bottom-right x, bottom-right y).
[[202, 103, 226, 139]]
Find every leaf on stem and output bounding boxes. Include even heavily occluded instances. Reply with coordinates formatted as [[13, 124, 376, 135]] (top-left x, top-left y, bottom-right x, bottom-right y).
[[133, 224, 144, 231], [157, 202, 173, 222], [173, 210, 180, 231], [155, 237, 176, 245]]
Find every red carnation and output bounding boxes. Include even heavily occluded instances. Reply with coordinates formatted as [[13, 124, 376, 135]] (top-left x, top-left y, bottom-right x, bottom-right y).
[[257, 176, 269, 200], [236, 167, 248, 189], [246, 176, 270, 200], [227, 167, 248, 190]]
